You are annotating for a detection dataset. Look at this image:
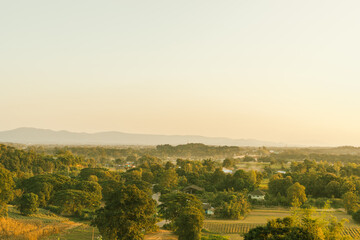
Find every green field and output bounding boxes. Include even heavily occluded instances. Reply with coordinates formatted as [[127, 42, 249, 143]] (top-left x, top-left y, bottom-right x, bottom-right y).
[[44, 224, 101, 240]]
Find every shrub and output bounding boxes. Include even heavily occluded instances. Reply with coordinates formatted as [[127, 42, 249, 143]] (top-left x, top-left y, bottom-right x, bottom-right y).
[[353, 209, 360, 223], [18, 193, 39, 216]]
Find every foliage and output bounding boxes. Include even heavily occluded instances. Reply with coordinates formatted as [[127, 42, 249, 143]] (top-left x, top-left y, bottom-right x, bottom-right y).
[[159, 192, 203, 222], [0, 166, 14, 216], [268, 174, 293, 197], [343, 191, 360, 214], [287, 182, 307, 206], [159, 192, 204, 239], [0, 144, 86, 175], [52, 189, 100, 216], [213, 191, 250, 219], [222, 159, 234, 168], [244, 208, 350, 240], [92, 185, 157, 240], [244, 217, 313, 240], [20, 174, 72, 207], [175, 206, 204, 240], [18, 193, 39, 216], [352, 209, 360, 223]]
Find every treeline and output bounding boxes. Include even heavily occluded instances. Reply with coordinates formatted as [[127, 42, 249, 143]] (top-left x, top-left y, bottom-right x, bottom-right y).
[[28, 143, 256, 161], [0, 144, 96, 176], [265, 159, 360, 210], [260, 150, 360, 164], [155, 144, 246, 158]]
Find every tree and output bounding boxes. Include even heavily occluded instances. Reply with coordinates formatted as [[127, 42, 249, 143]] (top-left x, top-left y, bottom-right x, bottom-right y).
[[352, 209, 360, 223], [21, 174, 71, 207], [0, 167, 14, 216], [243, 156, 256, 162], [52, 189, 100, 216], [157, 168, 178, 191], [287, 182, 307, 206], [343, 191, 360, 214], [93, 185, 157, 240], [214, 192, 250, 220], [159, 192, 205, 238], [244, 210, 349, 240], [268, 175, 293, 197], [18, 193, 38, 216], [222, 159, 233, 168], [325, 181, 341, 198], [244, 217, 313, 240], [175, 206, 204, 240], [159, 192, 203, 222]]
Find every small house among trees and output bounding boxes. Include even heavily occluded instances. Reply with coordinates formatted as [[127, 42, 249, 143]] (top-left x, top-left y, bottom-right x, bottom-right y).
[[249, 189, 266, 200], [183, 185, 205, 194], [202, 203, 214, 215]]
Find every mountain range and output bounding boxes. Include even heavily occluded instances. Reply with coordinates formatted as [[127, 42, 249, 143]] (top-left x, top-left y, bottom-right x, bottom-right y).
[[0, 127, 283, 146]]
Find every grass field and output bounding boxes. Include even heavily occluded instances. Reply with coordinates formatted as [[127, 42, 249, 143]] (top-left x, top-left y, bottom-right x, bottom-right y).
[[1, 205, 95, 240], [44, 224, 100, 240]]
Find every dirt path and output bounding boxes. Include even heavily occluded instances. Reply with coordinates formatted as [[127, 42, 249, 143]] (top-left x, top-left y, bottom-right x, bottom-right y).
[[145, 230, 178, 240]]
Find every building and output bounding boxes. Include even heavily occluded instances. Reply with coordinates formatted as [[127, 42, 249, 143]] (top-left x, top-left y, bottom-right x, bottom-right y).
[[249, 189, 266, 200], [202, 203, 215, 215]]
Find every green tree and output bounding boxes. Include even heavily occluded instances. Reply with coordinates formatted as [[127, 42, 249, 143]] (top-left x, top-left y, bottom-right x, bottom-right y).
[[157, 168, 178, 191], [287, 182, 307, 206], [222, 159, 233, 168], [93, 185, 157, 240], [245, 211, 350, 240], [268, 175, 293, 197], [175, 206, 204, 240], [18, 193, 39, 216], [0, 167, 14, 216], [343, 191, 360, 214], [352, 209, 360, 223], [215, 192, 250, 220], [244, 217, 313, 240], [52, 189, 100, 215], [159, 192, 203, 222]]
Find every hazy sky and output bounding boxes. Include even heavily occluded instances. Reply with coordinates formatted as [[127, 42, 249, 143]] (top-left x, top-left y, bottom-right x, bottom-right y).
[[1, 1, 360, 146]]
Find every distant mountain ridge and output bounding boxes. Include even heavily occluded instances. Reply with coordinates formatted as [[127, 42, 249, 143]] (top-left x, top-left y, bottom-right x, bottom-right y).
[[0, 127, 283, 146]]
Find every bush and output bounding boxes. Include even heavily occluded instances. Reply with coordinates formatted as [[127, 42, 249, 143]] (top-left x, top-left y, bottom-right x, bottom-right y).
[[304, 198, 343, 209], [353, 210, 360, 223], [18, 193, 38, 216], [46, 205, 61, 214], [330, 199, 343, 209], [79, 209, 96, 220], [163, 222, 175, 230]]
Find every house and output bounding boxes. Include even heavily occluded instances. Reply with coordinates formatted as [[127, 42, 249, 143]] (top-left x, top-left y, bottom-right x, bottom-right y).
[[202, 203, 215, 215], [183, 185, 205, 194], [249, 189, 266, 201], [222, 168, 233, 174]]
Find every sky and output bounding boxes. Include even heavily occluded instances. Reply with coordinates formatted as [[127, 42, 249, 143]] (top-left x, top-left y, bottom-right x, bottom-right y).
[[1, 0, 360, 146]]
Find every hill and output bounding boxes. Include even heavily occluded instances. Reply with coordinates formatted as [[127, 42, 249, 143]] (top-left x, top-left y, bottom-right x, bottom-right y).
[[0, 127, 281, 146]]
